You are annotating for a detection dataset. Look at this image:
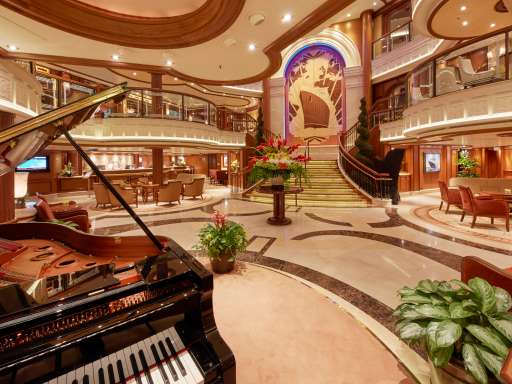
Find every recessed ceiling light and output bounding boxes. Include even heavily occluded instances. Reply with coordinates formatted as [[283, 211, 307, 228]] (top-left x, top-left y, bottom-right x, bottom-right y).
[[190, 82, 195, 85], [346, 13, 351, 17], [174, 77, 178, 80], [460, 5, 466, 11], [112, 54, 120, 61], [373, 1, 377, 5], [281, 13, 292, 23], [462, 20, 468, 26], [166, 59, 173, 66], [132, 72, 137, 76], [7, 44, 17, 51], [490, 22, 496, 28], [248, 43, 256, 51]]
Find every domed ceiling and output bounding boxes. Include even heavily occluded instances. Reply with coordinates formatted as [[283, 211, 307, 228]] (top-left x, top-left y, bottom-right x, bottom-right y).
[[77, 0, 207, 17]]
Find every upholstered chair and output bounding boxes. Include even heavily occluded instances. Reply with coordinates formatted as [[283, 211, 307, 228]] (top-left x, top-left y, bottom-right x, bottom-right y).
[[108, 185, 138, 208], [35, 199, 90, 233], [183, 178, 205, 200], [176, 173, 193, 184], [458, 186, 510, 231], [158, 181, 182, 206], [438, 181, 462, 213], [93, 183, 111, 208]]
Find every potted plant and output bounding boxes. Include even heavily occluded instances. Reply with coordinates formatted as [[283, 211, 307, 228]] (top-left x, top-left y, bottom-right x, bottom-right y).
[[194, 211, 248, 273], [248, 134, 310, 189], [60, 162, 74, 177], [395, 278, 512, 384], [457, 150, 480, 178]]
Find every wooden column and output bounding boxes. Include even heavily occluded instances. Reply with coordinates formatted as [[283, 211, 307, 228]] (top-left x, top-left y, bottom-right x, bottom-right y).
[[0, 111, 15, 223], [412, 145, 420, 191], [361, 10, 373, 111], [151, 72, 163, 116], [152, 148, 164, 185], [263, 78, 271, 135]]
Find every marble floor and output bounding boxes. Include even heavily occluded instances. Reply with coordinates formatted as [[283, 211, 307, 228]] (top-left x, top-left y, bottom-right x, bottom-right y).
[[34, 187, 512, 383]]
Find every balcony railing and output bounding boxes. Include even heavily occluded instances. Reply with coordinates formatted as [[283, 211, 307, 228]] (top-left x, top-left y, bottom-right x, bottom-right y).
[[373, 21, 412, 59], [371, 94, 406, 127], [408, 27, 511, 106], [93, 87, 256, 133]]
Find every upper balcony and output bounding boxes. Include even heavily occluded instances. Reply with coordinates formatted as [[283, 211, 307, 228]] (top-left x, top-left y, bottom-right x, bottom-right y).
[[54, 88, 253, 149], [380, 26, 512, 142]]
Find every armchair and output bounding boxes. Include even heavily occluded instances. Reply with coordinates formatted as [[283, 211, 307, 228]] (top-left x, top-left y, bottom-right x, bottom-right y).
[[158, 181, 182, 206], [93, 183, 110, 208], [35, 199, 90, 233], [458, 186, 510, 231], [438, 180, 462, 213], [183, 177, 205, 200], [108, 184, 138, 208]]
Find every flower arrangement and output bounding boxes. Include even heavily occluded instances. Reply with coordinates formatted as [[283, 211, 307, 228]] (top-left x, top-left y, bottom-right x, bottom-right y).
[[60, 162, 73, 177], [248, 135, 310, 184], [194, 211, 248, 273], [230, 159, 240, 173]]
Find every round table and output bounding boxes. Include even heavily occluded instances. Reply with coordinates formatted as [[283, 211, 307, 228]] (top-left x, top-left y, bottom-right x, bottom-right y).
[[258, 185, 303, 225]]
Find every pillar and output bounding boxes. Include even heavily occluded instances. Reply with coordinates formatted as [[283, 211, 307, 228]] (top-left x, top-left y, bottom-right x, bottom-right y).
[[152, 148, 164, 185], [151, 72, 163, 116], [412, 145, 420, 191], [263, 78, 271, 136], [0, 111, 16, 223], [360, 9, 373, 111], [263, 77, 285, 138]]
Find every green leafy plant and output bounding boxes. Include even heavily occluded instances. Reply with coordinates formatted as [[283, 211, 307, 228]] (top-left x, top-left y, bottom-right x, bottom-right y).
[[354, 97, 375, 167], [50, 219, 79, 229], [457, 150, 480, 178], [194, 211, 248, 261], [60, 162, 73, 177], [395, 278, 512, 384]]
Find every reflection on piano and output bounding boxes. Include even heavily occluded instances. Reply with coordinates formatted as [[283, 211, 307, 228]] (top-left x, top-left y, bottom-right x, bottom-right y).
[[0, 84, 235, 383]]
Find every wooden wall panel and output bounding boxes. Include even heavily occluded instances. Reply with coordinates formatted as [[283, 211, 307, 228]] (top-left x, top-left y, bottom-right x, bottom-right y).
[[185, 155, 208, 175]]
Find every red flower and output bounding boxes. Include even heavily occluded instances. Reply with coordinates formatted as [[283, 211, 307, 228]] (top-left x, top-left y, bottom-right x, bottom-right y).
[[248, 158, 257, 167], [278, 162, 288, 169], [212, 210, 226, 227], [262, 156, 269, 161], [256, 144, 265, 152], [268, 136, 274, 147]]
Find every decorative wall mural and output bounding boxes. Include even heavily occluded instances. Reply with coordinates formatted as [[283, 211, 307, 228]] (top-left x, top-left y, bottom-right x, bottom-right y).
[[285, 45, 345, 145]]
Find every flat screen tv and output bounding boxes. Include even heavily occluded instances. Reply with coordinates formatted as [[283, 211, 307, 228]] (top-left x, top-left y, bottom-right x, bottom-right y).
[[424, 153, 440, 173], [16, 156, 49, 172]]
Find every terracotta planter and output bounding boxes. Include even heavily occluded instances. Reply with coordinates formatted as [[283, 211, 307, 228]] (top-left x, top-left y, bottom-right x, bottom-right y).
[[429, 359, 499, 384], [210, 251, 236, 274]]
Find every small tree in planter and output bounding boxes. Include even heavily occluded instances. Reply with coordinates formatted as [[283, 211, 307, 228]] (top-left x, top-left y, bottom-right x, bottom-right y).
[[395, 277, 512, 384], [457, 150, 480, 178], [194, 211, 248, 273], [354, 97, 374, 167]]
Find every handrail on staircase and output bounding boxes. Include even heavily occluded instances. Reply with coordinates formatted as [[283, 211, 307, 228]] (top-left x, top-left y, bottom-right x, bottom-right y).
[[338, 125, 393, 199]]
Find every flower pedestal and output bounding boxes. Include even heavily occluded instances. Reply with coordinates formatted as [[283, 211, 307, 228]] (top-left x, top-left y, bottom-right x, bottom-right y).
[[259, 185, 303, 226]]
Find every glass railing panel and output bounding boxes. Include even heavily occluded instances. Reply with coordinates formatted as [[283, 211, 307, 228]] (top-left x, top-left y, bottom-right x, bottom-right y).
[[209, 104, 217, 126], [436, 33, 507, 95], [161, 92, 182, 120], [372, 22, 411, 59], [184, 96, 208, 124], [409, 62, 433, 105]]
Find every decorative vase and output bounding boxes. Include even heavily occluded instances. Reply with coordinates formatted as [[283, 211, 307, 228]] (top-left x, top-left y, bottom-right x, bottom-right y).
[[271, 175, 284, 190], [210, 251, 235, 274]]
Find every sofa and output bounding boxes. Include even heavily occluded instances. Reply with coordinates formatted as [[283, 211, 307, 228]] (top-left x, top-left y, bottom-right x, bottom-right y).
[[448, 177, 512, 194]]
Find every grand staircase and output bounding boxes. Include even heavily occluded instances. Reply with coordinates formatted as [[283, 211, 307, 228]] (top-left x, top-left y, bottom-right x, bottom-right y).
[[248, 160, 369, 208]]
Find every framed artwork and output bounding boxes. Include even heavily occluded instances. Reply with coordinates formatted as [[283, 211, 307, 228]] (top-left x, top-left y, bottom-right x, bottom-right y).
[[424, 153, 441, 173]]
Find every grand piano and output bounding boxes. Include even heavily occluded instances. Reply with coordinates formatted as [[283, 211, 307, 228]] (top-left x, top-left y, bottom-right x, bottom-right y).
[[0, 84, 235, 384]]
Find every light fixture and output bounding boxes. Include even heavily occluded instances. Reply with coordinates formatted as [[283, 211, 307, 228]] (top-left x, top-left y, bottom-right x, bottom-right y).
[[490, 22, 496, 28], [7, 44, 18, 51], [281, 13, 292, 23], [373, 1, 377, 5], [112, 54, 120, 61], [166, 59, 173, 66], [460, 5, 467, 11], [132, 72, 137, 76], [462, 20, 468, 26], [346, 13, 351, 17], [174, 77, 178, 80], [248, 43, 256, 51]]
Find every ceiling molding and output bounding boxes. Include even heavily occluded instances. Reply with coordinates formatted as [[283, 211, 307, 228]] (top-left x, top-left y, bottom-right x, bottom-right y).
[[0, 0, 244, 49], [0, 0, 357, 85]]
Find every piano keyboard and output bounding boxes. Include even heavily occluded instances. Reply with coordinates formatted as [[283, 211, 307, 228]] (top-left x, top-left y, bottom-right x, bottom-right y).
[[48, 327, 204, 384]]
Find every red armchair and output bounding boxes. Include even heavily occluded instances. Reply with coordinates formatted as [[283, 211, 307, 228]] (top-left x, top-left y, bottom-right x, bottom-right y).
[[438, 181, 462, 213], [35, 199, 90, 233], [458, 186, 510, 231]]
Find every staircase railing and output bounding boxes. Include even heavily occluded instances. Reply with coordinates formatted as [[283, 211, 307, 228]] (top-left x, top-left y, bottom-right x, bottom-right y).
[[338, 124, 393, 199]]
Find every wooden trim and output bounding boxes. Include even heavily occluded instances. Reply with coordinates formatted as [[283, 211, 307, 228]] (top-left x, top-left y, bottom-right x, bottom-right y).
[[0, 0, 357, 86], [0, 0, 245, 49], [374, 0, 409, 17]]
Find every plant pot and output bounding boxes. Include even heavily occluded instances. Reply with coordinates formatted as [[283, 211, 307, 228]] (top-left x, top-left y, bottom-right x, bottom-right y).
[[210, 252, 235, 274], [429, 359, 500, 384]]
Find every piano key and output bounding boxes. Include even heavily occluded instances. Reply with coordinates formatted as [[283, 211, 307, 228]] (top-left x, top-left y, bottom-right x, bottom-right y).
[[129, 351, 144, 384], [161, 331, 187, 377], [100, 357, 111, 384], [75, 367, 85, 384], [122, 347, 135, 379], [162, 329, 197, 384], [116, 358, 127, 383], [93, 360, 103, 384], [131, 345, 151, 384], [148, 341, 171, 384], [107, 363, 116, 384], [57, 374, 67, 384], [98, 368, 106, 384], [107, 354, 120, 384], [66, 370, 77, 384], [137, 346, 155, 384], [168, 329, 204, 384], [154, 333, 184, 384], [83, 363, 94, 384], [72, 380, 79, 384], [83, 375, 90, 384], [155, 338, 179, 383]]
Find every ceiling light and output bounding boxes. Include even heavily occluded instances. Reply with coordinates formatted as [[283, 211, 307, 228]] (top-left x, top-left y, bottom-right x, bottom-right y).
[[490, 22, 496, 28], [460, 5, 466, 11], [346, 13, 351, 17], [174, 77, 178, 80], [112, 54, 120, 61], [281, 13, 292, 23], [373, 1, 377, 5], [166, 59, 173, 66], [7, 44, 17, 51], [462, 20, 468, 26], [132, 72, 137, 76], [248, 43, 256, 51]]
